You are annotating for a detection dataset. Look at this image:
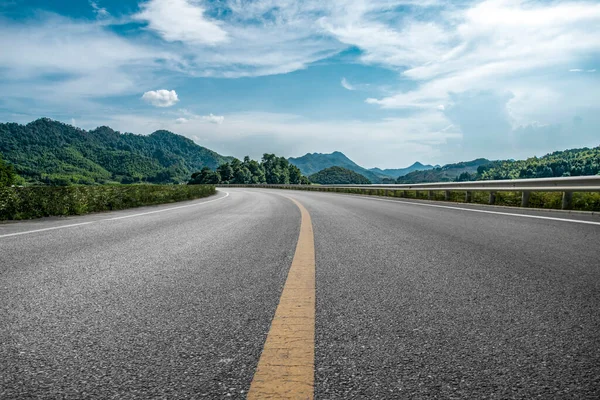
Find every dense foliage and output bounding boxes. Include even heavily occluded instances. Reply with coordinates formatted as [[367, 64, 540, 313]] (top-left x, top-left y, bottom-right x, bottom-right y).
[[288, 151, 383, 183], [0, 184, 215, 220], [0, 118, 233, 185], [0, 153, 17, 187], [309, 166, 371, 184], [189, 154, 309, 185], [476, 147, 600, 180]]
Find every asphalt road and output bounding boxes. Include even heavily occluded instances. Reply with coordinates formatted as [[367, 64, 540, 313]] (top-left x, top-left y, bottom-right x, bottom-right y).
[[1, 188, 599, 399]]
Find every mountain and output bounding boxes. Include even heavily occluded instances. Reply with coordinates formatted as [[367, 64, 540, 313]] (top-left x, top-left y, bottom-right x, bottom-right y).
[[396, 158, 492, 183], [0, 118, 233, 185], [288, 151, 383, 183], [370, 161, 436, 179], [309, 166, 371, 184]]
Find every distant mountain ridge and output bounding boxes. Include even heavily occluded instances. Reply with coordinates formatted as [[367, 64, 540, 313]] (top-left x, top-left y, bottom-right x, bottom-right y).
[[370, 162, 437, 179], [288, 151, 433, 183], [0, 118, 233, 185], [396, 158, 491, 183]]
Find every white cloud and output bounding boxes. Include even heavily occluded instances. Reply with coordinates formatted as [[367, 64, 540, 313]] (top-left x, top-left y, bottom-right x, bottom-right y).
[[2, 0, 600, 163], [90, 1, 110, 18], [341, 77, 355, 90], [0, 15, 180, 107], [569, 68, 597, 73], [360, 0, 600, 111], [142, 89, 179, 107], [135, 0, 227, 45], [201, 113, 224, 124]]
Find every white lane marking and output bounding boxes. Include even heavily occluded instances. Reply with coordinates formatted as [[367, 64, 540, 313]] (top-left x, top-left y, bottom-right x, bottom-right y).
[[348, 194, 600, 226], [0, 191, 230, 239]]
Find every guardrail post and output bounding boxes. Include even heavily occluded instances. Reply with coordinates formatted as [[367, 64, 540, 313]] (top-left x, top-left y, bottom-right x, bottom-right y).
[[445, 190, 450, 201], [561, 191, 573, 210], [465, 191, 472, 203], [521, 191, 530, 207], [428, 190, 433, 200], [489, 191, 496, 205], [415, 190, 420, 199]]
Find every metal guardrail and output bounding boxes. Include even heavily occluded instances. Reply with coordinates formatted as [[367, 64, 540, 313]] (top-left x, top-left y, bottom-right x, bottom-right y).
[[323, 176, 600, 191], [219, 175, 600, 210]]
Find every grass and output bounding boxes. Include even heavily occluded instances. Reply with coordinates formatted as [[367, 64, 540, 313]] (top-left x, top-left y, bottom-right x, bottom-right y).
[[0, 184, 216, 220]]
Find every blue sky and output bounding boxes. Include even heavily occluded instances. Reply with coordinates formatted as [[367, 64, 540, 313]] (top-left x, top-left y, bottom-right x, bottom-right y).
[[0, 0, 599, 168]]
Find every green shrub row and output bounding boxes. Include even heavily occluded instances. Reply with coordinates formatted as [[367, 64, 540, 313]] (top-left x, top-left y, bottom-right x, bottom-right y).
[[223, 184, 600, 212], [0, 184, 216, 220]]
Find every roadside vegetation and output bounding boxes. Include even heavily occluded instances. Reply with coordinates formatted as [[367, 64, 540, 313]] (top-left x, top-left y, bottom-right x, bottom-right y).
[[0, 184, 215, 221], [0, 154, 20, 188]]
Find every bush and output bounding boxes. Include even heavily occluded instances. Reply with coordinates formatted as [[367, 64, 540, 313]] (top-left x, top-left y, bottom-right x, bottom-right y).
[[0, 184, 216, 220], [0, 154, 17, 188]]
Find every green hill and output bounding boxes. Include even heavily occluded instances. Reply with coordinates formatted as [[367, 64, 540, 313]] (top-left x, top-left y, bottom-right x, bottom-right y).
[[289, 151, 382, 183], [0, 118, 233, 185], [309, 166, 371, 184]]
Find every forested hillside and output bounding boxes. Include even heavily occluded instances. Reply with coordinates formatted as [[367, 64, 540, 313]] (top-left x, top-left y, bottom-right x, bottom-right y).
[[396, 147, 600, 183], [0, 118, 232, 185], [476, 147, 600, 180], [309, 166, 371, 184]]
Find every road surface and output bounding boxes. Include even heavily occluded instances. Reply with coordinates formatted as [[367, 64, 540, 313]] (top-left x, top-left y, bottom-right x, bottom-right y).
[[1, 188, 599, 398]]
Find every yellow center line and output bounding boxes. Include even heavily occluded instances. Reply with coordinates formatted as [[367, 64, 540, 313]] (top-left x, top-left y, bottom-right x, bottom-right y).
[[247, 197, 315, 400]]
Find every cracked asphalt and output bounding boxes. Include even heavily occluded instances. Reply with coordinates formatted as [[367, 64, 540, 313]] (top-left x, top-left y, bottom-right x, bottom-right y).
[[2, 188, 599, 399]]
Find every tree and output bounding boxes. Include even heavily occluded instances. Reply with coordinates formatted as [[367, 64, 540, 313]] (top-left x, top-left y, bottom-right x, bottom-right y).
[[455, 172, 474, 182], [189, 153, 310, 186], [217, 163, 234, 182], [289, 164, 302, 184], [244, 158, 266, 183], [262, 154, 280, 184], [188, 167, 221, 184], [232, 166, 252, 184], [0, 154, 16, 187]]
